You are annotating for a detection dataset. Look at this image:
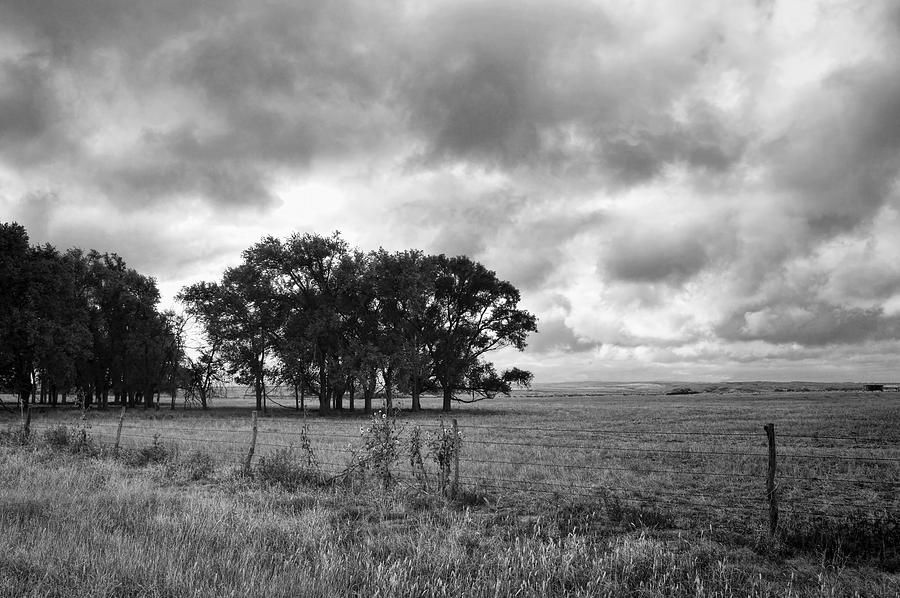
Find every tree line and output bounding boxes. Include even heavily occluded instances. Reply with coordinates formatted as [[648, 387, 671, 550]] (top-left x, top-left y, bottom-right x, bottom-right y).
[[0, 222, 181, 409], [1, 223, 537, 413]]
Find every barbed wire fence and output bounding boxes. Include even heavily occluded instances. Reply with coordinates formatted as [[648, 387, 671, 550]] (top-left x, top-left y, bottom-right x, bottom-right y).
[[12, 405, 900, 536]]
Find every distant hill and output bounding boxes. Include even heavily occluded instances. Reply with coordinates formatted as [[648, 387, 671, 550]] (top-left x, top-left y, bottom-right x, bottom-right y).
[[523, 380, 878, 396]]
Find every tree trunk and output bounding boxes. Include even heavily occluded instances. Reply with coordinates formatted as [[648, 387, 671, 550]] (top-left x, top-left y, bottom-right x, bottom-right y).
[[411, 379, 421, 412], [294, 384, 300, 410], [383, 365, 393, 412], [364, 368, 375, 414], [255, 380, 263, 412], [318, 363, 330, 414], [332, 385, 345, 411], [442, 385, 452, 412], [348, 379, 355, 411]]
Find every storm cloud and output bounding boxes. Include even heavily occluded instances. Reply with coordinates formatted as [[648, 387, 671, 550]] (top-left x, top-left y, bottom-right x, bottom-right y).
[[2, 0, 900, 381]]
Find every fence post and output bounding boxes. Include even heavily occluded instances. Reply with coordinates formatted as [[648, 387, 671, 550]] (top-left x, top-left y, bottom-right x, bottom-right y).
[[21, 402, 31, 441], [764, 422, 778, 537], [244, 411, 258, 473], [114, 406, 126, 452], [451, 419, 460, 499]]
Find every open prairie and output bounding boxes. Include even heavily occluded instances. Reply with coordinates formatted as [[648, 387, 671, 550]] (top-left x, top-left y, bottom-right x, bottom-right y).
[[2, 385, 899, 596]]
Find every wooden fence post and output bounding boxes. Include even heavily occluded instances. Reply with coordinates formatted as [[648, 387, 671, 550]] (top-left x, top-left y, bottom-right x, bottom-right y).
[[451, 419, 460, 500], [114, 406, 126, 452], [21, 402, 31, 441], [764, 422, 778, 537], [244, 411, 258, 473]]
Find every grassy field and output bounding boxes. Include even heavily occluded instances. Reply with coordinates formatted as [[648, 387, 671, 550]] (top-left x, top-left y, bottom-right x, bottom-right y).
[[1, 385, 899, 596]]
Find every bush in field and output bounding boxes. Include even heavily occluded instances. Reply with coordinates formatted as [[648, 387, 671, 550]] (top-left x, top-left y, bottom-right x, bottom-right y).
[[256, 446, 321, 491], [123, 434, 171, 467], [41, 424, 97, 455], [428, 421, 461, 496], [43, 425, 70, 448], [182, 451, 215, 481], [356, 410, 402, 489]]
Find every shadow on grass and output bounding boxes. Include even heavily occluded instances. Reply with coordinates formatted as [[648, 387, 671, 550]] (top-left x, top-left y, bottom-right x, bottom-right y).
[[778, 510, 900, 572]]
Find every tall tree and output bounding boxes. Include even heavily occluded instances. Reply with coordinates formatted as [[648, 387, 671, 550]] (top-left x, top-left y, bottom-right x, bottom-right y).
[[371, 249, 437, 412], [179, 262, 281, 412], [427, 255, 537, 412], [0, 223, 38, 403], [246, 232, 350, 414]]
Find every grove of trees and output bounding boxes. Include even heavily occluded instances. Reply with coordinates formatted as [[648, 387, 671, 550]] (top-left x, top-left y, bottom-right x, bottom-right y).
[[0, 222, 183, 409], [1, 223, 537, 413], [180, 232, 537, 413]]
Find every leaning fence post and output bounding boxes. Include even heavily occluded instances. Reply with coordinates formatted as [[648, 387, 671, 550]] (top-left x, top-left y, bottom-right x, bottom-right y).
[[451, 419, 460, 499], [764, 422, 778, 537], [114, 406, 126, 452], [244, 411, 258, 473]]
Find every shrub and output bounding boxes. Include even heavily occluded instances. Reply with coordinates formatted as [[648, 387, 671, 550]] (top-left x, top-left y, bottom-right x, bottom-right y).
[[256, 447, 321, 491], [43, 425, 70, 448], [123, 434, 171, 467], [428, 421, 461, 497], [355, 411, 402, 489], [182, 451, 215, 481]]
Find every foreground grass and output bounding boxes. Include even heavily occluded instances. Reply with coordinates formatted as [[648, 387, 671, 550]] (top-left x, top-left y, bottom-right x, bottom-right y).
[[1, 441, 898, 597]]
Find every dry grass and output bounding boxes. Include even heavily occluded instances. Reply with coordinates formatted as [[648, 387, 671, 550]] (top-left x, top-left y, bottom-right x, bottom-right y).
[[2, 388, 899, 596]]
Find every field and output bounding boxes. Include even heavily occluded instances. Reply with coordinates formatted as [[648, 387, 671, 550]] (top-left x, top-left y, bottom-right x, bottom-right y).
[[1, 384, 899, 596]]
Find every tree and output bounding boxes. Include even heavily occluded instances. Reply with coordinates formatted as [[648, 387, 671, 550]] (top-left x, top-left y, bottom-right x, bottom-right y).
[[427, 255, 537, 412], [245, 232, 351, 414], [371, 249, 437, 412], [0, 222, 38, 403], [179, 262, 282, 412], [0, 225, 92, 406]]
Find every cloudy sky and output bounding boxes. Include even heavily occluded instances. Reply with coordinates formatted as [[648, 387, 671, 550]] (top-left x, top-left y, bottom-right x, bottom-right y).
[[2, 0, 900, 382]]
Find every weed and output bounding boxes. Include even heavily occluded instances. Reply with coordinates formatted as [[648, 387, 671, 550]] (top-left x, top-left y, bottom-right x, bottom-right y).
[[428, 420, 461, 497], [408, 425, 429, 492], [181, 451, 215, 481], [43, 425, 70, 448], [122, 434, 171, 467], [355, 410, 402, 489], [256, 446, 321, 491]]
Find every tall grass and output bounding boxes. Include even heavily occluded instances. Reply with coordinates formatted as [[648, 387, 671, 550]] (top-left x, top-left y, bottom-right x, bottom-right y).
[[2, 390, 899, 596], [1, 443, 898, 597]]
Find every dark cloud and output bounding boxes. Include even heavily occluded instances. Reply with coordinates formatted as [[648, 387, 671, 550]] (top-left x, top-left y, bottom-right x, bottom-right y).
[[527, 316, 601, 353], [0, 0, 221, 61], [0, 57, 75, 167], [592, 103, 744, 187], [404, 2, 746, 184], [602, 227, 712, 285], [768, 60, 900, 236], [396, 188, 525, 258], [717, 302, 900, 346]]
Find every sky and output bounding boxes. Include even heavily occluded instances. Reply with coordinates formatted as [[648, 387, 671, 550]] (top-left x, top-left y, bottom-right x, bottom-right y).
[[2, 0, 900, 383]]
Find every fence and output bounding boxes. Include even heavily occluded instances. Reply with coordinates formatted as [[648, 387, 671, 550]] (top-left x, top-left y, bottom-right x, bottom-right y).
[[13, 405, 900, 535]]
